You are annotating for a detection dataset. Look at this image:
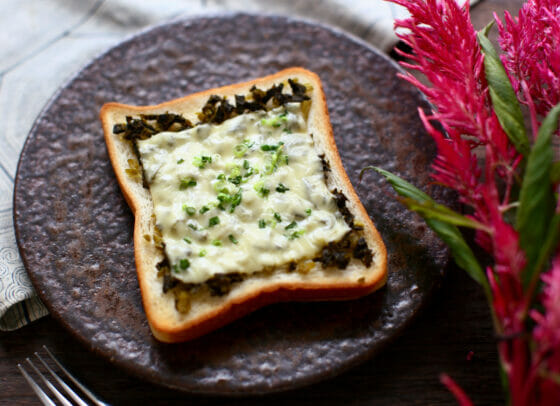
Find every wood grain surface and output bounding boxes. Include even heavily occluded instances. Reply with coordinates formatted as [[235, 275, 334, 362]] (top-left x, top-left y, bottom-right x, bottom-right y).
[[0, 0, 523, 404]]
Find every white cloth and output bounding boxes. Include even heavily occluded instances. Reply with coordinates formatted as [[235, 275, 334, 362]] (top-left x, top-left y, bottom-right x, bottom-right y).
[[0, 0, 477, 330]]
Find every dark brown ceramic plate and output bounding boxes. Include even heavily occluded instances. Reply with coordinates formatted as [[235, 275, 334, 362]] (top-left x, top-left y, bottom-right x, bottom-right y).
[[14, 14, 451, 395]]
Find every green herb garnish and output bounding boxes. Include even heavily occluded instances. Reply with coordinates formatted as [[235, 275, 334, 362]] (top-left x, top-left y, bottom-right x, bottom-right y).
[[263, 145, 288, 175], [306, 208, 312, 216], [211, 239, 222, 246], [288, 230, 305, 240], [180, 177, 197, 190], [183, 237, 192, 244], [177, 158, 184, 164], [213, 178, 230, 193], [254, 180, 270, 198], [233, 140, 253, 158], [188, 224, 198, 230], [261, 116, 286, 128], [276, 183, 290, 193], [216, 190, 242, 212], [228, 175, 242, 185], [199, 249, 207, 257], [179, 258, 190, 270], [208, 216, 220, 227], [285, 221, 297, 230], [244, 166, 254, 177], [192, 155, 212, 168], [260, 142, 284, 151], [274, 212, 282, 222], [230, 192, 242, 212], [183, 205, 196, 216], [259, 219, 267, 228], [234, 144, 248, 157], [199, 206, 210, 214], [228, 234, 238, 244]]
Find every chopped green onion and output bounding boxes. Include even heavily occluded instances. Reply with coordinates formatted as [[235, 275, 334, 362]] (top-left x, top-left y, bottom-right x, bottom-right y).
[[228, 175, 242, 185], [183, 237, 192, 244], [261, 117, 284, 128], [259, 219, 266, 228], [177, 158, 184, 164], [183, 205, 196, 216], [199, 206, 210, 214], [199, 249, 207, 257], [208, 216, 220, 227], [217, 173, 226, 180], [288, 230, 305, 240], [217, 193, 231, 203], [188, 224, 198, 230], [180, 178, 197, 190], [228, 234, 238, 244], [211, 239, 222, 246], [276, 183, 290, 193], [260, 142, 284, 152], [274, 212, 282, 222], [213, 179, 229, 193], [234, 143, 248, 157], [254, 180, 270, 198], [230, 192, 242, 212], [244, 167, 254, 177], [179, 259, 190, 270], [192, 155, 212, 168], [285, 221, 297, 230], [306, 208, 312, 216], [243, 159, 250, 169]]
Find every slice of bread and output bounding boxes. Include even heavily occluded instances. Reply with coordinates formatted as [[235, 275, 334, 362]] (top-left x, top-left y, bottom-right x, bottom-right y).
[[100, 67, 387, 343]]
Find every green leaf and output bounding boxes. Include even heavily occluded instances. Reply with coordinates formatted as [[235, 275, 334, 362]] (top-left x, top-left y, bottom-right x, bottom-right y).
[[534, 214, 560, 278], [426, 218, 490, 291], [363, 167, 431, 202], [477, 24, 529, 156], [516, 103, 560, 286], [551, 161, 560, 183], [370, 167, 490, 293], [400, 197, 490, 232]]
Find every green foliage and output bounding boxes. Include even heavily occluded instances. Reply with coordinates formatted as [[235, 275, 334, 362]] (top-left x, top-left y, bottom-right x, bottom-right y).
[[478, 24, 530, 156]]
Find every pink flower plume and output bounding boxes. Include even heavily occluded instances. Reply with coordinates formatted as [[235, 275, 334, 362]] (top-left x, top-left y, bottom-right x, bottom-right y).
[[440, 374, 475, 406], [496, 0, 560, 120]]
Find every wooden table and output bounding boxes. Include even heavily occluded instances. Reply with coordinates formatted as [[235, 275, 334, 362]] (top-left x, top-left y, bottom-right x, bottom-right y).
[[0, 1, 524, 404]]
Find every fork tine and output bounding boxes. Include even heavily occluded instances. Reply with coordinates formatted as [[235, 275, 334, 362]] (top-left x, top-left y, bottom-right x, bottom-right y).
[[35, 352, 89, 406], [25, 358, 73, 406], [43, 346, 110, 406], [17, 363, 57, 406]]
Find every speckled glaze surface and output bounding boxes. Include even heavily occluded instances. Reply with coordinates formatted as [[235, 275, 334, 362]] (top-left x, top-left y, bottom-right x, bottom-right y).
[[14, 14, 451, 394]]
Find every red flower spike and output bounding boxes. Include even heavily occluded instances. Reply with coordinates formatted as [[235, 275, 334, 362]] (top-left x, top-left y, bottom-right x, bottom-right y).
[[496, 0, 560, 121], [440, 373, 475, 406], [386, 0, 560, 404]]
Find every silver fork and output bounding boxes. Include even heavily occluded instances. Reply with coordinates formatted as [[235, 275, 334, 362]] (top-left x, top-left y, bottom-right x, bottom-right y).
[[17, 345, 109, 406]]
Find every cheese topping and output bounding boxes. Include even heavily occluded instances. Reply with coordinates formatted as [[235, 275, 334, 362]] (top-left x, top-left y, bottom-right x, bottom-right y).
[[137, 102, 350, 284]]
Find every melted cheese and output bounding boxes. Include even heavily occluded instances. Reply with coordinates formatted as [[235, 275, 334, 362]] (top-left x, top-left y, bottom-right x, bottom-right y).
[[137, 103, 350, 284]]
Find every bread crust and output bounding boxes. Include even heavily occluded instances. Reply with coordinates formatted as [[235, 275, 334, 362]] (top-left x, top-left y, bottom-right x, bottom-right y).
[[100, 67, 387, 343]]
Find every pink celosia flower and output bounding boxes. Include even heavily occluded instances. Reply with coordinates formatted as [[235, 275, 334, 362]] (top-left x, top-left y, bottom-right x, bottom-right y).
[[389, 0, 524, 272], [384, 0, 560, 405], [440, 373, 474, 406], [496, 0, 560, 122], [530, 253, 560, 404]]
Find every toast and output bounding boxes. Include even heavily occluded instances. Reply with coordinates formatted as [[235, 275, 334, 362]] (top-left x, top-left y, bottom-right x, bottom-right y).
[[100, 67, 387, 343]]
